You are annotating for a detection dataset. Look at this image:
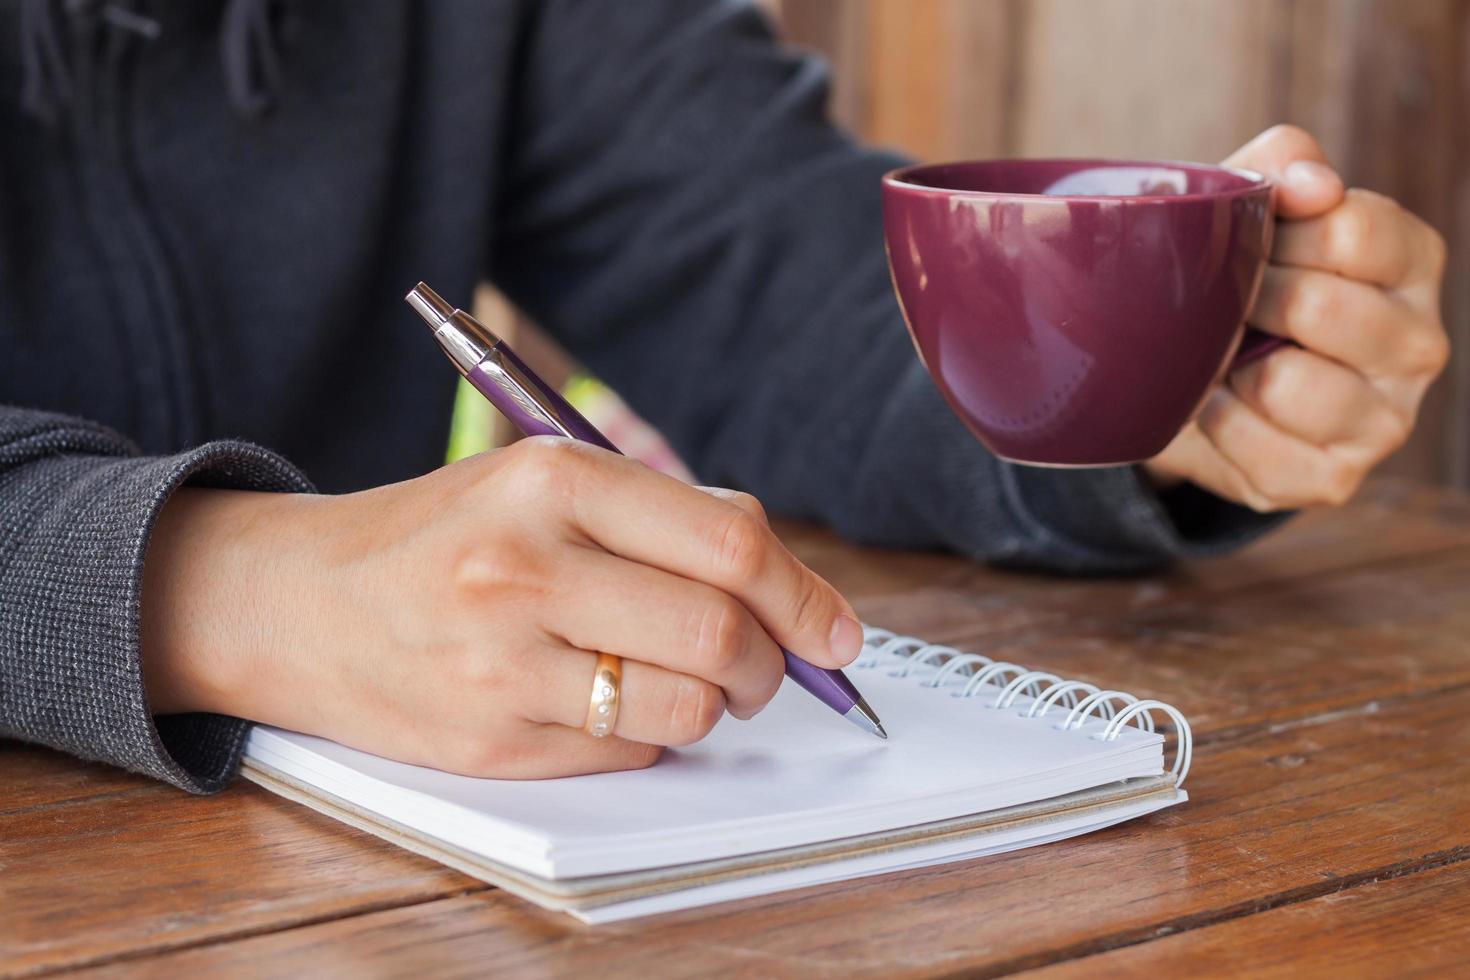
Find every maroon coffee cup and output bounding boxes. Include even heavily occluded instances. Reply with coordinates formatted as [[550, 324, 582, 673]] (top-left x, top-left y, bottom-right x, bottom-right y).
[[882, 159, 1277, 466]]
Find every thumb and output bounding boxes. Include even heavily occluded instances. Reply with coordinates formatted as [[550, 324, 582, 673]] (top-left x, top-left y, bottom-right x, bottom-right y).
[[1224, 124, 1345, 220]]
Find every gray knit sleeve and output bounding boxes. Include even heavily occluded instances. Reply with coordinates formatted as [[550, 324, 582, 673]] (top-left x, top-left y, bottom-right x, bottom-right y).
[[0, 407, 313, 793]]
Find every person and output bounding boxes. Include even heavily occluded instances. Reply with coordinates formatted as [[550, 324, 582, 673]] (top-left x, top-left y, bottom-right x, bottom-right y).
[[0, 0, 1447, 792]]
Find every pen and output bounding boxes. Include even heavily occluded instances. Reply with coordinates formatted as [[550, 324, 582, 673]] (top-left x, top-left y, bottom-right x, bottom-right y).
[[406, 282, 887, 740]]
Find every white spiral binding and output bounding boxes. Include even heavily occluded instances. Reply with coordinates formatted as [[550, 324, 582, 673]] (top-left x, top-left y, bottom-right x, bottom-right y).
[[857, 627, 1193, 785]]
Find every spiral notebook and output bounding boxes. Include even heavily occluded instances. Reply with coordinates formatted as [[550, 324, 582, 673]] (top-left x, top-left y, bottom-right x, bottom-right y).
[[242, 627, 1193, 923]]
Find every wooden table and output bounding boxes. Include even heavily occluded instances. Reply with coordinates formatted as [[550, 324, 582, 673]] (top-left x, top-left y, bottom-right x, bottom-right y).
[[6, 477, 1470, 978]]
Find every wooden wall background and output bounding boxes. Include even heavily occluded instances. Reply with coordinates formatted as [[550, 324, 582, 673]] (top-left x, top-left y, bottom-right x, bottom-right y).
[[773, 0, 1470, 488]]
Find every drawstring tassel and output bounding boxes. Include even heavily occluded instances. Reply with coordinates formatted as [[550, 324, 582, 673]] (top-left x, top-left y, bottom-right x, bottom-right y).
[[19, 0, 74, 125], [17, 0, 284, 125], [221, 0, 287, 118], [18, 0, 160, 126]]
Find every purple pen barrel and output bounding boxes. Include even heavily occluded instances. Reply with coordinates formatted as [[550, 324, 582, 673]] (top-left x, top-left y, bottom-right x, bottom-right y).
[[783, 648, 858, 710], [466, 346, 618, 451], [405, 283, 617, 451]]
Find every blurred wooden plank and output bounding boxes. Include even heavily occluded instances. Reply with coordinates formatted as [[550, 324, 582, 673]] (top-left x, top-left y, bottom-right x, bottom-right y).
[[1339, 0, 1468, 487], [1282, 0, 1470, 488], [799, 482, 1470, 807], [953, 546, 1470, 740], [798, 480, 1470, 674], [781, 0, 1014, 160], [859, 0, 950, 156], [862, 0, 1014, 159], [0, 778, 478, 975], [1274, 0, 1358, 161], [800, 480, 1470, 748], [76, 685, 1470, 979], [833, 535, 1470, 747], [1012, 0, 1278, 160], [793, 477, 1470, 606], [773, 0, 874, 132], [1023, 860, 1470, 979]]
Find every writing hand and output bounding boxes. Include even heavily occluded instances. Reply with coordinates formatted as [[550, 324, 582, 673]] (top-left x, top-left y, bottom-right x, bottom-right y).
[[140, 438, 864, 777]]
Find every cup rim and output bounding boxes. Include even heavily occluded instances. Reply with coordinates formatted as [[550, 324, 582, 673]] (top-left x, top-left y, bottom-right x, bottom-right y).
[[882, 158, 1271, 203]]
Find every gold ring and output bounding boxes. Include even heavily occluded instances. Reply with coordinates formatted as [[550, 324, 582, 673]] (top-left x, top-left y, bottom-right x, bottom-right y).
[[585, 653, 622, 737]]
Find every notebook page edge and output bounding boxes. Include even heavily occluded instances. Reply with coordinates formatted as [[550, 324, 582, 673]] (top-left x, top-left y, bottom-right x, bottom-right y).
[[243, 756, 1177, 908], [248, 734, 1165, 877], [572, 793, 1185, 923]]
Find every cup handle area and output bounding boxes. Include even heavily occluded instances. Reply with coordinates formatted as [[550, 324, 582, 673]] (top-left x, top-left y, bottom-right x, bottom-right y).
[[1231, 328, 1288, 371]]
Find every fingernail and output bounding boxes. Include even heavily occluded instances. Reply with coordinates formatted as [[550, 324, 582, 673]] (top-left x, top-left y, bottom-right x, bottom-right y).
[[829, 615, 864, 666], [1284, 159, 1336, 188]]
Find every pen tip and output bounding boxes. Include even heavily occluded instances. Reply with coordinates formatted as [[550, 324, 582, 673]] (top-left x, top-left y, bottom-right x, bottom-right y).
[[844, 697, 888, 740]]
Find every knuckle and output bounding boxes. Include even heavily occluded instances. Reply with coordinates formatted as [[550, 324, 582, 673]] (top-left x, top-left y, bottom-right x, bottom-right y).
[[1424, 225, 1448, 276], [1370, 405, 1417, 455], [452, 536, 542, 598], [1404, 327, 1451, 377], [1328, 195, 1375, 260], [1246, 468, 1294, 507], [666, 678, 726, 746], [1227, 364, 1264, 409], [1248, 350, 1298, 409], [1363, 190, 1415, 280], [1380, 408, 1414, 451], [1286, 273, 1333, 330], [749, 653, 785, 710], [698, 487, 768, 522], [692, 596, 752, 675], [1425, 330, 1451, 374], [1320, 457, 1363, 507], [725, 491, 768, 524], [500, 437, 590, 497], [710, 508, 769, 584], [786, 572, 831, 639], [1244, 494, 1277, 515], [1229, 472, 1278, 514]]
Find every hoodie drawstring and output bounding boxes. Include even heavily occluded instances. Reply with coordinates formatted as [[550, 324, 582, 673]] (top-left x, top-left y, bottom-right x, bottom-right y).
[[220, 0, 289, 118], [19, 0, 289, 124], [19, 0, 74, 124]]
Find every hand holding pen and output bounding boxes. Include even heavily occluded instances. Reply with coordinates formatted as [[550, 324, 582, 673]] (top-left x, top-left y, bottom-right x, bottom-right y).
[[138, 288, 882, 783], [407, 283, 886, 742]]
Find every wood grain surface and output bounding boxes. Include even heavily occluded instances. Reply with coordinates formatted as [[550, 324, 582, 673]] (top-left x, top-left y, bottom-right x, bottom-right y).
[[57, 684, 1470, 979], [5, 478, 1470, 977], [0, 755, 478, 975], [1021, 861, 1470, 979]]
